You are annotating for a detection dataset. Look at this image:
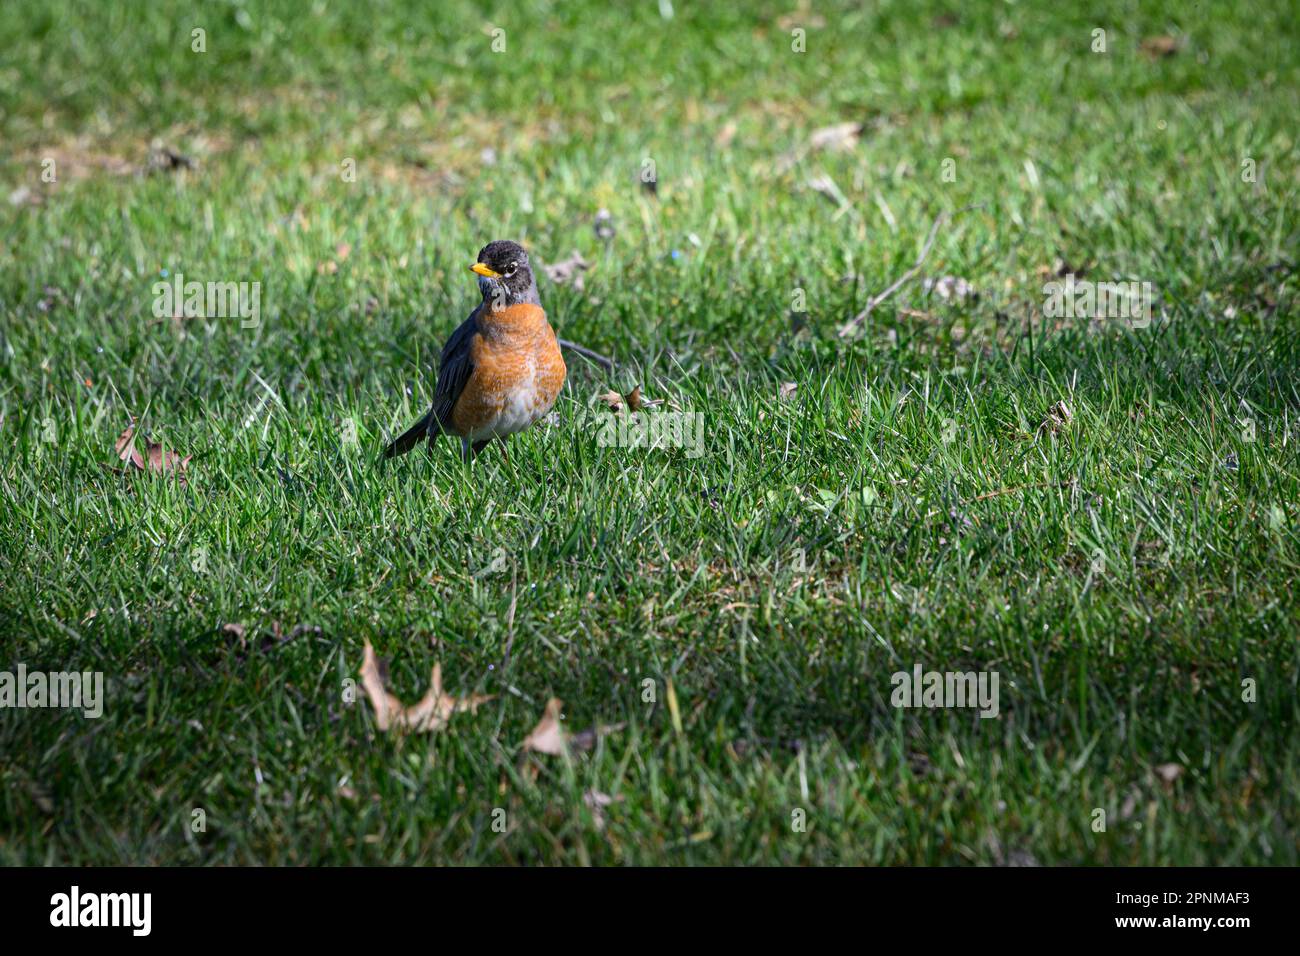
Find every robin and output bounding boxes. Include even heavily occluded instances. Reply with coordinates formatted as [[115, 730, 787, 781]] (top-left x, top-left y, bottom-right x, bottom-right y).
[[383, 240, 567, 462]]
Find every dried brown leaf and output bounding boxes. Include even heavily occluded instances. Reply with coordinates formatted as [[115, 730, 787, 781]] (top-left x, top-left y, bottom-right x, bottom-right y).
[[596, 386, 661, 414], [1140, 35, 1180, 58], [359, 641, 492, 734], [1154, 762, 1184, 785], [114, 425, 191, 476], [809, 121, 863, 152], [542, 251, 590, 291], [521, 697, 568, 755]]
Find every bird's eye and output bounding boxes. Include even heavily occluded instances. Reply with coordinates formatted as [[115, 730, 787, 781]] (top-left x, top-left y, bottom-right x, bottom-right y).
[[506, 261, 517, 276]]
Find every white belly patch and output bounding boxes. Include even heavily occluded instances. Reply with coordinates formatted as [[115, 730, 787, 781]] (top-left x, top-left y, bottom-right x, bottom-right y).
[[467, 357, 555, 441]]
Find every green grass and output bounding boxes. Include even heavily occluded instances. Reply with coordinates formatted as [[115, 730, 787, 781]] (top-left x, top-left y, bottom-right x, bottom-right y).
[[1, 0, 1298, 864]]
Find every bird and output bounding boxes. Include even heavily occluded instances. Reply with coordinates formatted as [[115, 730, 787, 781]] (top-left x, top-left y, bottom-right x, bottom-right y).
[[383, 240, 566, 462]]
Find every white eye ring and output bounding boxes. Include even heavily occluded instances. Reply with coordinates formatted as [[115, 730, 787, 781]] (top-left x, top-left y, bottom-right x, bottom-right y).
[[506, 262, 517, 275]]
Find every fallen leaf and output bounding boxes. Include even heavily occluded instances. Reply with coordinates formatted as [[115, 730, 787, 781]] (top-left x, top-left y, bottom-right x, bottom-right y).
[[521, 697, 568, 754], [358, 641, 492, 734], [542, 251, 590, 291], [597, 386, 661, 414], [114, 424, 191, 477], [809, 122, 863, 152], [1140, 35, 1180, 58], [779, 382, 798, 401], [1154, 762, 1184, 785]]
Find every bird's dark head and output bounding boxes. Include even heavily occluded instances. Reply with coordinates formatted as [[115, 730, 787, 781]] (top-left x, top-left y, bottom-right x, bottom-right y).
[[470, 240, 538, 307]]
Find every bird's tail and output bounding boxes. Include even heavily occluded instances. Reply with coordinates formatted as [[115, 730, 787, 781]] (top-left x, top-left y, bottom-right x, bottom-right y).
[[382, 410, 440, 459]]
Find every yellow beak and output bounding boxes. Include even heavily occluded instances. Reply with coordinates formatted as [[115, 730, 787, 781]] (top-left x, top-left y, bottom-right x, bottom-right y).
[[470, 262, 500, 278]]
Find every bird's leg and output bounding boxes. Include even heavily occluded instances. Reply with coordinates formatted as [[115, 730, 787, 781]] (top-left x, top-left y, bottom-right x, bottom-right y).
[[460, 437, 472, 462]]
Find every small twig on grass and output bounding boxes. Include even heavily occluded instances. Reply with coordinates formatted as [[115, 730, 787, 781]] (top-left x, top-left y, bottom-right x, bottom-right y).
[[838, 203, 985, 338], [558, 338, 615, 371]]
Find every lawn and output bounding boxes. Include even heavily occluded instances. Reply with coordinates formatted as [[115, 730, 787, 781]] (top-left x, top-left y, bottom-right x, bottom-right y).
[[0, 0, 1297, 865]]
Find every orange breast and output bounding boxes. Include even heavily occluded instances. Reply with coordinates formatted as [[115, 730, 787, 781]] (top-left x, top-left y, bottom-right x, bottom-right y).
[[449, 305, 566, 437]]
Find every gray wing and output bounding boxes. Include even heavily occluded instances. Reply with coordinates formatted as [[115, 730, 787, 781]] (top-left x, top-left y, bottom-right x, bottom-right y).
[[381, 306, 482, 458], [430, 305, 481, 429]]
